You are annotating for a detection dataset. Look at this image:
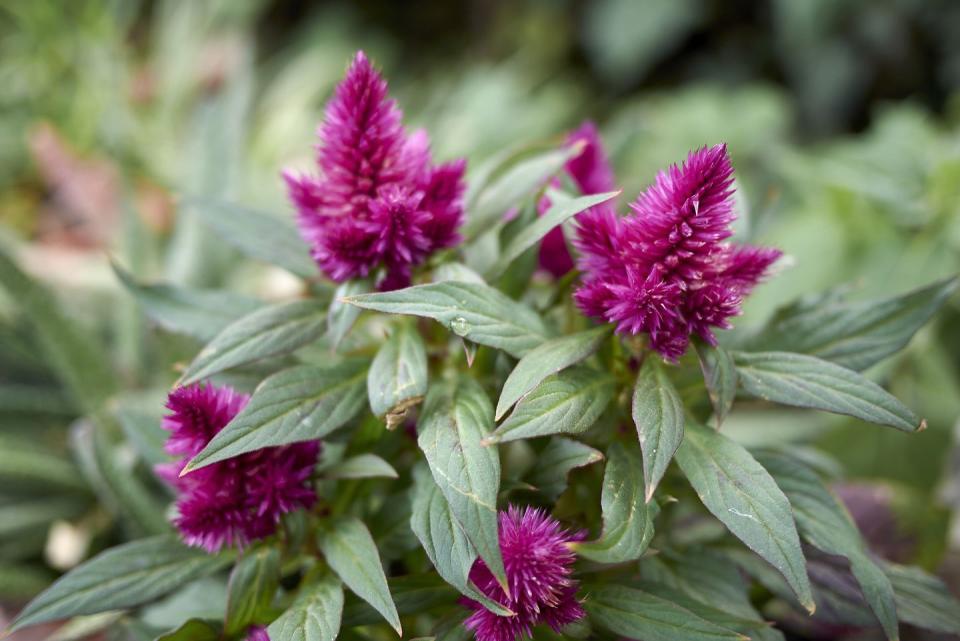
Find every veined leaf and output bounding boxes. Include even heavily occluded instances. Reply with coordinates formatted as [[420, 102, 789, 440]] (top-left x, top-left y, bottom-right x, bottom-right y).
[[318, 517, 401, 635], [883, 562, 960, 634], [464, 145, 579, 239], [344, 281, 550, 358], [225, 547, 280, 636], [675, 423, 813, 612], [341, 575, 460, 627], [417, 380, 507, 592], [632, 359, 684, 502], [574, 441, 655, 563], [489, 366, 614, 443], [325, 454, 398, 480], [744, 277, 957, 371], [180, 299, 327, 384], [267, 575, 343, 641], [487, 190, 620, 280], [526, 437, 604, 501], [757, 450, 898, 640], [9, 536, 233, 631], [368, 322, 428, 421], [113, 262, 262, 341], [695, 341, 737, 426], [184, 197, 317, 278], [584, 584, 747, 641], [409, 465, 512, 616], [185, 360, 368, 472], [733, 351, 923, 432], [328, 279, 371, 349], [496, 326, 611, 420], [433, 262, 486, 285]]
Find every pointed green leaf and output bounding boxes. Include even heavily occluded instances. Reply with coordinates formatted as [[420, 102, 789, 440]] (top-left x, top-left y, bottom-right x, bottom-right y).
[[733, 351, 923, 431], [417, 379, 507, 592], [574, 441, 655, 563], [325, 454, 398, 480], [9, 536, 233, 631], [496, 327, 611, 420], [433, 262, 486, 285], [185, 360, 368, 471], [488, 190, 620, 280], [490, 366, 614, 443], [757, 450, 898, 640], [341, 575, 460, 627], [318, 517, 401, 635], [526, 437, 604, 501], [584, 584, 748, 641], [267, 575, 343, 641], [745, 277, 957, 371], [632, 359, 684, 502], [409, 465, 512, 616], [345, 281, 550, 358], [695, 341, 737, 426], [225, 547, 280, 636], [675, 423, 813, 612], [184, 197, 317, 277], [180, 299, 327, 384], [368, 322, 428, 419], [328, 279, 371, 349], [883, 562, 960, 634]]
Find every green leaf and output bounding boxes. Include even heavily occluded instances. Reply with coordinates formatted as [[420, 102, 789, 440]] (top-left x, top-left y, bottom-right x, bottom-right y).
[[341, 575, 460, 627], [156, 618, 221, 641], [756, 450, 898, 640], [185, 360, 368, 472], [224, 547, 280, 636], [0, 247, 114, 412], [632, 359, 684, 502], [0, 498, 88, 538], [674, 423, 813, 612], [574, 441, 655, 563], [883, 562, 960, 635], [0, 435, 85, 492], [433, 262, 486, 285], [489, 366, 615, 443], [496, 327, 611, 420], [733, 351, 923, 432], [464, 145, 579, 239], [180, 299, 327, 385], [268, 575, 343, 641], [113, 262, 262, 341], [744, 277, 957, 371], [584, 584, 747, 641], [409, 465, 512, 616], [526, 437, 604, 501], [318, 516, 401, 636], [328, 279, 371, 349], [367, 322, 428, 422], [9, 536, 233, 631], [695, 341, 737, 426], [487, 190, 620, 280], [345, 281, 550, 358], [184, 197, 317, 278], [417, 379, 507, 592], [325, 454, 398, 480]]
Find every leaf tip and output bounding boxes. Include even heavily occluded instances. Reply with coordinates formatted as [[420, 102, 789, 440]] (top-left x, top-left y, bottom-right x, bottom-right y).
[[481, 435, 500, 446], [917, 418, 927, 432]]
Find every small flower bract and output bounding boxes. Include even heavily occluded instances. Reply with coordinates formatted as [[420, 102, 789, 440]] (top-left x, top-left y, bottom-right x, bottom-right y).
[[157, 383, 321, 552]]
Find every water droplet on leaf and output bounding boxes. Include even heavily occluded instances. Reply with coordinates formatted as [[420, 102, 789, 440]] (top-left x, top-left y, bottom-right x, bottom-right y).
[[450, 316, 471, 337]]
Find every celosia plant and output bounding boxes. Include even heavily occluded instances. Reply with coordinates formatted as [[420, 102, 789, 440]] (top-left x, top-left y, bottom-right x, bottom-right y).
[[9, 51, 960, 641]]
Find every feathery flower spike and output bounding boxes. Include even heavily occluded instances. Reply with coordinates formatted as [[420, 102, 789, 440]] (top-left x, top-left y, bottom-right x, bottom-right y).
[[462, 506, 585, 641], [156, 383, 321, 552], [285, 51, 466, 289], [574, 144, 781, 360]]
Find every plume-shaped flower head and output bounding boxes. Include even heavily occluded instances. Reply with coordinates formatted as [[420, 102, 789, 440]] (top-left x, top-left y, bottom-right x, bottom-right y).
[[157, 383, 320, 552], [285, 51, 466, 289], [574, 144, 781, 360], [462, 506, 585, 641], [538, 121, 617, 277]]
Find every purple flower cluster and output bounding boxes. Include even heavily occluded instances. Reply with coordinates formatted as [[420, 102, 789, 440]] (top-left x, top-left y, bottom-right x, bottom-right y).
[[574, 143, 781, 361], [157, 383, 320, 552], [538, 122, 617, 277], [285, 51, 466, 290], [462, 506, 585, 641]]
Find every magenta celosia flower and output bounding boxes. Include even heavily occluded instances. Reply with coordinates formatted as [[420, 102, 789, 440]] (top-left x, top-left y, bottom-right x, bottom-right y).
[[462, 506, 585, 641], [285, 51, 466, 289], [245, 626, 270, 641], [538, 122, 617, 277], [574, 144, 781, 361], [156, 383, 321, 552]]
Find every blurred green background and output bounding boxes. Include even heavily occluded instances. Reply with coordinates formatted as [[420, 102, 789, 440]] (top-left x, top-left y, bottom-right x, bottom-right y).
[[1, 0, 959, 631]]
